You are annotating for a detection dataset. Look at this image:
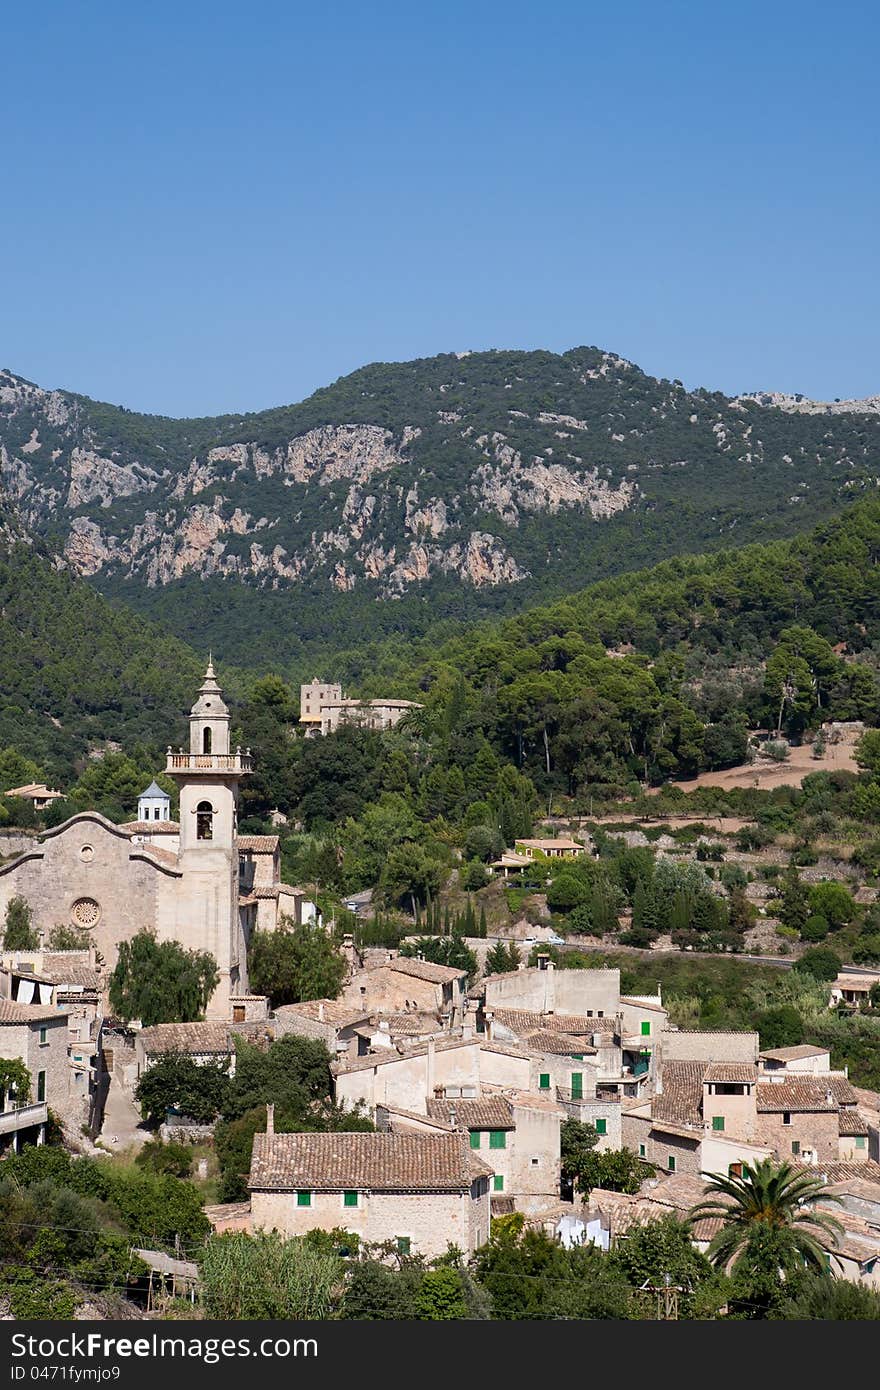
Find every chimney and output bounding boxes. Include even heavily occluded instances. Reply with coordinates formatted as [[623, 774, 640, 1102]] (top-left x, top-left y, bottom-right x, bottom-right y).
[[266, 1102, 275, 1136], [449, 1104, 457, 1130], [318, 1001, 325, 1022], [427, 1037, 436, 1096]]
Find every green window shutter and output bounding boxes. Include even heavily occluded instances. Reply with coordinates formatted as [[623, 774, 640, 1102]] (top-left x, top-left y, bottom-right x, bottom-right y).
[[397, 1236, 411, 1255], [489, 1130, 507, 1149], [37, 1072, 46, 1103], [856, 1136, 867, 1149], [640, 1020, 651, 1036], [668, 1155, 676, 1172], [571, 1054, 584, 1061], [595, 1118, 607, 1135], [469, 1130, 481, 1149], [39, 1026, 47, 1044], [570, 1073, 583, 1099], [712, 1116, 725, 1132], [539, 1073, 551, 1090], [791, 1140, 800, 1155], [639, 1143, 646, 1158], [493, 1174, 504, 1192], [296, 1191, 312, 1207], [343, 1191, 358, 1207]]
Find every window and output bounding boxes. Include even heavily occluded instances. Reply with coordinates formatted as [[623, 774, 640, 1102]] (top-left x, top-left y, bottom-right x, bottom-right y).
[[570, 1073, 583, 1099], [489, 1130, 507, 1150], [595, 1118, 607, 1136], [396, 1236, 411, 1255], [470, 1131, 481, 1149], [639, 1143, 646, 1158], [668, 1155, 676, 1172], [38, 1026, 48, 1045], [597, 1011, 604, 1019], [196, 801, 214, 840], [782, 1112, 791, 1125], [640, 1020, 651, 1036], [493, 1175, 504, 1192], [712, 1116, 725, 1132], [343, 1191, 358, 1208], [539, 1073, 551, 1090], [37, 1072, 46, 1103], [856, 1136, 867, 1149], [203, 727, 212, 754], [296, 1191, 312, 1207], [791, 1140, 800, 1156], [571, 1054, 584, 1061], [728, 1162, 743, 1178], [530, 1158, 539, 1166]]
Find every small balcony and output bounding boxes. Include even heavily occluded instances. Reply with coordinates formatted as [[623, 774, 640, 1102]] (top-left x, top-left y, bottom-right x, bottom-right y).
[[0, 1101, 48, 1137], [165, 749, 253, 775]]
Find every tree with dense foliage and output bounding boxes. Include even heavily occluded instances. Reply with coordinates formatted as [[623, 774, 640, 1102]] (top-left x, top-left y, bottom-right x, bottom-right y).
[[568, 1146, 651, 1198], [781, 1275, 880, 1319], [248, 918, 346, 1007], [756, 1005, 805, 1050], [398, 934, 478, 981], [3, 895, 38, 949], [134, 1054, 230, 1127], [108, 932, 218, 1025], [793, 946, 842, 982]]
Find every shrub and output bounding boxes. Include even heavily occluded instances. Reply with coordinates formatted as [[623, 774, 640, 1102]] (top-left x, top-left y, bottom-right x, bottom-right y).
[[793, 947, 842, 982], [800, 914, 830, 943]]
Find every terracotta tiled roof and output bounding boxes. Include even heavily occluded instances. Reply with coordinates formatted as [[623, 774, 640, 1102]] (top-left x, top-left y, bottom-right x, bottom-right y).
[[652, 1061, 706, 1127], [703, 1062, 758, 1083], [839, 1111, 870, 1137], [491, 1008, 616, 1036], [759, 1044, 830, 1063], [120, 821, 180, 834], [139, 1021, 231, 1055], [757, 1078, 857, 1112], [0, 998, 65, 1024], [824, 1175, 880, 1201], [249, 1130, 489, 1191], [132, 845, 180, 869], [388, 958, 467, 984], [237, 835, 279, 852], [274, 999, 371, 1028], [383, 1012, 442, 1035], [334, 1036, 479, 1075], [38, 954, 99, 988], [426, 1097, 514, 1130], [522, 1029, 598, 1056], [794, 1160, 880, 1184]]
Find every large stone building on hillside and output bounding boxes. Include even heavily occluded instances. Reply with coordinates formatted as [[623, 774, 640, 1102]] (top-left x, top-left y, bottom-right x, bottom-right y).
[[0, 664, 304, 1018]]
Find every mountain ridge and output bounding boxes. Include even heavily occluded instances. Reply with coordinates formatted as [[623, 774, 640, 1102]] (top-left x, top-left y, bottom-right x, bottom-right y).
[[2, 346, 880, 665]]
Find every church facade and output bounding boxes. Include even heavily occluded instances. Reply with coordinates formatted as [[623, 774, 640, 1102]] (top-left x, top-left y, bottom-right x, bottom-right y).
[[0, 664, 295, 1019]]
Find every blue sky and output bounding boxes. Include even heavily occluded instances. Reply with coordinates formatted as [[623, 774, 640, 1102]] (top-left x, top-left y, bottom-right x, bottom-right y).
[[2, 1, 878, 416]]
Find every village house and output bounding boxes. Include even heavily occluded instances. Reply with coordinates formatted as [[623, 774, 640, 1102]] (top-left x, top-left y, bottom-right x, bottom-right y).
[[759, 1044, 833, 1075], [514, 837, 586, 861], [423, 1093, 564, 1212], [135, 1021, 236, 1077], [272, 998, 374, 1059], [0, 996, 72, 1148], [829, 971, 880, 1011], [4, 783, 66, 813], [340, 956, 468, 1025], [298, 678, 424, 737], [333, 1036, 534, 1114], [248, 1118, 492, 1257]]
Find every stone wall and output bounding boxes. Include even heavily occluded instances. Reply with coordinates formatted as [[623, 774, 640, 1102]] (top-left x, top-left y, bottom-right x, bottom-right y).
[[659, 1030, 759, 1064], [251, 1185, 490, 1257]]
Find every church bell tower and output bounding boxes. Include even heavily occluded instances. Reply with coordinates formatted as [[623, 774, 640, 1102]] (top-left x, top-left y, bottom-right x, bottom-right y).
[[166, 660, 252, 1016]]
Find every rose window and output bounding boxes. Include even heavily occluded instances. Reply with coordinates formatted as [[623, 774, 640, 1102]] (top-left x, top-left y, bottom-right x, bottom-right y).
[[71, 897, 100, 929]]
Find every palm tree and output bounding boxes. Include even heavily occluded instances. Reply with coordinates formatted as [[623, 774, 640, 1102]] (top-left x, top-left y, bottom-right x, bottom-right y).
[[688, 1158, 843, 1277]]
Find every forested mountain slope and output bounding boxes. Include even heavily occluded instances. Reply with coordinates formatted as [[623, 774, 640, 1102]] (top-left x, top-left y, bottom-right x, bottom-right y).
[[324, 500, 880, 795], [2, 348, 880, 666], [0, 540, 211, 776]]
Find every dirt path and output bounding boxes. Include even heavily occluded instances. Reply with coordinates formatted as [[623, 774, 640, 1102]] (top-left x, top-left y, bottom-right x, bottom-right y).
[[659, 737, 860, 794], [97, 1067, 149, 1154]]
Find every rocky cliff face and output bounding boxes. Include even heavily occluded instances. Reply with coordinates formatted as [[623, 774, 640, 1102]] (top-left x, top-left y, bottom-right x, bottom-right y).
[[1, 347, 879, 610]]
